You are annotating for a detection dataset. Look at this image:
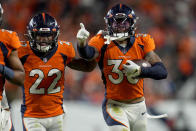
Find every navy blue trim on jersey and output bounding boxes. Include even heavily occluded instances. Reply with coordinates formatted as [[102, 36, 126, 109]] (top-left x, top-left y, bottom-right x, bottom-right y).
[[138, 44, 144, 50], [21, 85, 27, 130], [21, 113, 27, 131], [98, 44, 108, 97], [60, 53, 67, 66], [98, 44, 108, 96], [20, 55, 29, 65], [98, 44, 108, 85], [102, 98, 127, 127], [21, 89, 27, 131], [113, 36, 135, 54], [61, 103, 64, 113], [0, 41, 9, 64], [61, 83, 65, 113], [59, 53, 66, 113], [21, 86, 27, 115]]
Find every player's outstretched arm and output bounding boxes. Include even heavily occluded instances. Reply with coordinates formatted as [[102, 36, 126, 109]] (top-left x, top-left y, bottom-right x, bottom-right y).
[[67, 58, 97, 72], [76, 23, 98, 60], [3, 50, 25, 86]]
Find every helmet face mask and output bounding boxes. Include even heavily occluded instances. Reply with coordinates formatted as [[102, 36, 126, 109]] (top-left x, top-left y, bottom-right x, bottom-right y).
[[105, 4, 137, 41], [34, 34, 54, 52], [110, 14, 131, 34], [27, 13, 60, 53]]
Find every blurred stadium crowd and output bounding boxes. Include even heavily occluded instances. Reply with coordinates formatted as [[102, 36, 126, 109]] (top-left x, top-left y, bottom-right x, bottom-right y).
[[1, 0, 196, 130]]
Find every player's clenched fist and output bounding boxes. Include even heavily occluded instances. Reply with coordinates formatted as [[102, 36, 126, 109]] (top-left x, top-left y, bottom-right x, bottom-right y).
[[77, 23, 90, 47], [123, 60, 141, 77]]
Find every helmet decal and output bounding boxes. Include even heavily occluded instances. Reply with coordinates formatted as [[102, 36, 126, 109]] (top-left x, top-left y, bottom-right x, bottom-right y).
[[42, 13, 46, 24]]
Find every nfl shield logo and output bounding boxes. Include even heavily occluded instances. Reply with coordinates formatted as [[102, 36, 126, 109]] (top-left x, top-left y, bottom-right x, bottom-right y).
[[43, 58, 48, 62]]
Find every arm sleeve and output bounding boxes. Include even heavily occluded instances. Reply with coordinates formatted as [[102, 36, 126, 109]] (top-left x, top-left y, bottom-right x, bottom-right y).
[[0, 64, 14, 80], [77, 45, 95, 60], [139, 62, 168, 80]]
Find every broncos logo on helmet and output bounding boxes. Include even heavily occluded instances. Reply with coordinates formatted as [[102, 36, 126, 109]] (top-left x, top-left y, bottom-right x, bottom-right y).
[[104, 4, 137, 41], [27, 12, 60, 53]]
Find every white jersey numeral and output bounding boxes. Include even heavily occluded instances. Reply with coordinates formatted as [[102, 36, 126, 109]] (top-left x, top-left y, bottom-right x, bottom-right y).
[[47, 69, 61, 94], [29, 69, 62, 94], [30, 69, 45, 94], [107, 59, 139, 84], [108, 60, 123, 84]]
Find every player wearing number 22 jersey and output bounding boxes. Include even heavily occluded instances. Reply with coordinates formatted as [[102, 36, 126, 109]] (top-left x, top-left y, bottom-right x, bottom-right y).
[[18, 12, 96, 131], [18, 40, 74, 118], [77, 4, 167, 131]]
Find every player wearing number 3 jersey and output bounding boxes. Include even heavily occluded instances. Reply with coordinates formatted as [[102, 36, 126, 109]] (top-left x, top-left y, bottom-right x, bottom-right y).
[[77, 4, 167, 131], [18, 13, 96, 131]]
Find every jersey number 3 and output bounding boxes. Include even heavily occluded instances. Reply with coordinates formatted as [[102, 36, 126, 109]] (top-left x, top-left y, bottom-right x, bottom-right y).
[[29, 69, 62, 94], [108, 60, 139, 84]]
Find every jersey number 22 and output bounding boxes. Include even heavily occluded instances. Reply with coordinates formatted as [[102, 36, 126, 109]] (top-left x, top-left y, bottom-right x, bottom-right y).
[[29, 69, 61, 94]]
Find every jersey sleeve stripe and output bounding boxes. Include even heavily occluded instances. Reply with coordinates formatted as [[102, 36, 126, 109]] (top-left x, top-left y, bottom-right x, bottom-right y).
[[0, 42, 8, 64], [20, 55, 29, 65], [60, 53, 67, 66]]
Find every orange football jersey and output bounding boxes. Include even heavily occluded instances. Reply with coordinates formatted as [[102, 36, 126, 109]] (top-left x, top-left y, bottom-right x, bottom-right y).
[[18, 41, 75, 118], [89, 33, 155, 100], [0, 29, 21, 100]]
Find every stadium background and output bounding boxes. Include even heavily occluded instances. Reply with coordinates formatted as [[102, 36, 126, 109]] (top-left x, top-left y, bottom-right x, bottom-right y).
[[2, 0, 196, 131]]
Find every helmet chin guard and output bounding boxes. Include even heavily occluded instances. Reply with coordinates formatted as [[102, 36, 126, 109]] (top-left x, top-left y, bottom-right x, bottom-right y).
[[36, 44, 52, 52]]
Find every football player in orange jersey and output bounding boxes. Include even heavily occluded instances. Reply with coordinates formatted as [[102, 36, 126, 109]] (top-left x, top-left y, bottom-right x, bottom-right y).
[[77, 4, 167, 131], [18, 12, 96, 131], [0, 3, 25, 131]]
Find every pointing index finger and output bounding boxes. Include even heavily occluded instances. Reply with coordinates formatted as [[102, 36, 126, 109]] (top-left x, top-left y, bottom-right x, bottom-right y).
[[80, 23, 85, 29]]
